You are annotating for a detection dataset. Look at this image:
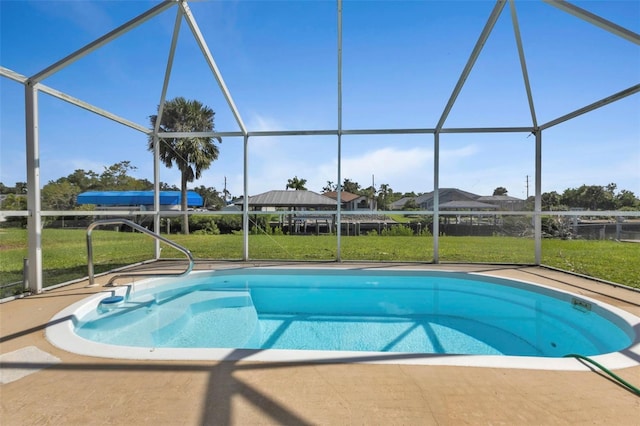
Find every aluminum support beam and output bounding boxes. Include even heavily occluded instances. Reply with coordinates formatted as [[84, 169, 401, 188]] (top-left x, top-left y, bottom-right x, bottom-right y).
[[3, 68, 149, 134], [534, 131, 542, 264], [509, 0, 538, 128], [433, 132, 440, 263], [336, 0, 343, 261], [243, 135, 250, 260], [25, 83, 43, 293], [543, 0, 640, 46], [249, 130, 338, 137], [30, 1, 177, 83], [156, 127, 534, 139], [438, 126, 532, 134], [436, 0, 507, 131], [180, 1, 248, 136], [539, 84, 640, 131], [0, 66, 27, 83], [153, 6, 183, 258], [39, 85, 149, 134], [158, 131, 244, 138]]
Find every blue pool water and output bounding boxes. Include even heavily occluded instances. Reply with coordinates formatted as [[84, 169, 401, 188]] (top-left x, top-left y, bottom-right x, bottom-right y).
[[75, 269, 634, 357]]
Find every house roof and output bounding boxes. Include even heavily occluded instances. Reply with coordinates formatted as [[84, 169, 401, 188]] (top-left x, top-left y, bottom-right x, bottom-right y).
[[389, 197, 414, 209], [322, 191, 361, 203], [415, 188, 480, 204], [77, 191, 203, 206], [477, 195, 524, 202], [236, 190, 337, 208], [439, 200, 498, 209]]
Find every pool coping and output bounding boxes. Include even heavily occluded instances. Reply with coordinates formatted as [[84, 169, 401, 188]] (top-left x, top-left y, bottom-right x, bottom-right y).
[[45, 266, 640, 371]]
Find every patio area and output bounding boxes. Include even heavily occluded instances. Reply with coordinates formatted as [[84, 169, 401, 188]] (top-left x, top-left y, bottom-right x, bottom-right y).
[[1, 263, 639, 425]]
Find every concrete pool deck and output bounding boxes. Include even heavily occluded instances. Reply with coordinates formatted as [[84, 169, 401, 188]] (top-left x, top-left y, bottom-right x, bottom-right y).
[[1, 263, 639, 425]]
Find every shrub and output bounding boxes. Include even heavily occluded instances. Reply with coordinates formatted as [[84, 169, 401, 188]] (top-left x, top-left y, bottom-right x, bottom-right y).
[[541, 216, 574, 239], [381, 225, 414, 236], [500, 216, 533, 237], [215, 215, 242, 234], [189, 215, 220, 235]]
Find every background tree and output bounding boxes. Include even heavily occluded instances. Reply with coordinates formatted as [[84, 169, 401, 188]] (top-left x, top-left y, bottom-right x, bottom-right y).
[[561, 184, 615, 210], [616, 189, 639, 209], [0, 182, 10, 194], [377, 183, 393, 210], [286, 176, 307, 190], [99, 161, 150, 190], [15, 182, 27, 194], [363, 185, 376, 210], [322, 181, 337, 192], [149, 97, 221, 234], [42, 180, 79, 210], [66, 169, 100, 191], [493, 187, 508, 196], [0, 193, 27, 227], [160, 182, 180, 191], [342, 178, 360, 194], [541, 191, 564, 211], [193, 185, 225, 210]]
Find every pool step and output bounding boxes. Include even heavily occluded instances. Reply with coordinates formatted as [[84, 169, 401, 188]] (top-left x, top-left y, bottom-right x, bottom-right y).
[[151, 291, 260, 348], [77, 290, 260, 348]]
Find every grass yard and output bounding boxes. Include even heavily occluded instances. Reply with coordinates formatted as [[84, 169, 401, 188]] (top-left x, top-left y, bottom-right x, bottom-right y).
[[1, 228, 639, 295]]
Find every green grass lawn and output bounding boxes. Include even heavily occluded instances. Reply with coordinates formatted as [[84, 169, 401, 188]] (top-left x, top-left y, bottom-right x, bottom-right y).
[[1, 228, 638, 295]]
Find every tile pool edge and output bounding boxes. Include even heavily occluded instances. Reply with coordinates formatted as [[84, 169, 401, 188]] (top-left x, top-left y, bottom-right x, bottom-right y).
[[45, 268, 640, 371]]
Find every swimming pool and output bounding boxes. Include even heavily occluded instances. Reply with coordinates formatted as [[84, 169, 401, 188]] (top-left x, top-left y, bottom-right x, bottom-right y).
[[47, 268, 640, 370]]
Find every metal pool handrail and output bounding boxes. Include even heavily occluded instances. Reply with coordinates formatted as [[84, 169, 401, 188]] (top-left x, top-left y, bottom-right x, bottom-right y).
[[86, 218, 194, 287]]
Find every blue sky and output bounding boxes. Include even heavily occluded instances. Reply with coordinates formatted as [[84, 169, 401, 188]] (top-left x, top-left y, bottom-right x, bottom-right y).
[[1, 0, 639, 201]]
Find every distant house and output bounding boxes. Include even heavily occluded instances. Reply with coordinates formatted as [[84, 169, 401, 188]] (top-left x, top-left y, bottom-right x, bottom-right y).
[[476, 195, 526, 211], [322, 191, 375, 210], [389, 196, 415, 210], [234, 190, 336, 211], [389, 188, 524, 211], [414, 188, 480, 210], [233, 190, 338, 234], [77, 191, 203, 211]]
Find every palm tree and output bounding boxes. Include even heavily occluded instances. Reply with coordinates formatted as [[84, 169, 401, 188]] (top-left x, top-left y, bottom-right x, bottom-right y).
[[149, 97, 221, 234], [377, 183, 393, 210], [286, 176, 307, 190]]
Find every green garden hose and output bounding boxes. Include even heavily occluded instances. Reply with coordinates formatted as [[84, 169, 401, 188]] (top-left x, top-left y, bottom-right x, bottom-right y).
[[564, 354, 640, 396]]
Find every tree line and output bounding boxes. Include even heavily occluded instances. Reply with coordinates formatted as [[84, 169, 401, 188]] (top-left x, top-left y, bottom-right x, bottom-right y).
[[536, 183, 638, 211], [2, 169, 638, 215]]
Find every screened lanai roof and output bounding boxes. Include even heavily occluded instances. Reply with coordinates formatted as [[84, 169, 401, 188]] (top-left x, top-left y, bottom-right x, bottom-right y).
[[1, 0, 638, 293]]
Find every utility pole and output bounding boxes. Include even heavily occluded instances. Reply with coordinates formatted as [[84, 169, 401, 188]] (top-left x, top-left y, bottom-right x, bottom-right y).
[[526, 175, 530, 199], [371, 174, 375, 210]]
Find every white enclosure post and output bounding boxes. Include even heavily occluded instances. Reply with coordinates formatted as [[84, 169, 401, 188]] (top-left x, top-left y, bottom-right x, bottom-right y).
[[25, 82, 43, 293], [336, 0, 343, 261], [243, 135, 249, 260], [433, 132, 440, 263], [534, 130, 542, 264], [153, 6, 183, 258], [153, 135, 161, 258]]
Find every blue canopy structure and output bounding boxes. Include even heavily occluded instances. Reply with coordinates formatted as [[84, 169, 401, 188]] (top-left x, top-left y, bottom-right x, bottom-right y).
[[77, 191, 203, 207]]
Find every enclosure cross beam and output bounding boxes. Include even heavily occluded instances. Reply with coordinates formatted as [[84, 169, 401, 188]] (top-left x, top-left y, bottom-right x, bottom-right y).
[[30, 0, 177, 83], [180, 0, 248, 136], [436, 0, 507, 131], [544, 0, 640, 46]]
